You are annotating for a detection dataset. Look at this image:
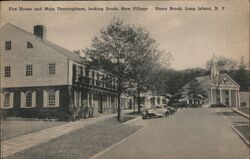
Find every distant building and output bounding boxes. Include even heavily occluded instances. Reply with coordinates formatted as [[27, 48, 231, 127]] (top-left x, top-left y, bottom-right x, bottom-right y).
[[138, 91, 168, 109], [240, 92, 249, 108], [0, 23, 120, 120], [182, 56, 241, 107]]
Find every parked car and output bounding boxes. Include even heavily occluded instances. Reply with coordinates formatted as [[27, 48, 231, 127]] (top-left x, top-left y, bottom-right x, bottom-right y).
[[142, 108, 170, 119], [166, 107, 177, 114]]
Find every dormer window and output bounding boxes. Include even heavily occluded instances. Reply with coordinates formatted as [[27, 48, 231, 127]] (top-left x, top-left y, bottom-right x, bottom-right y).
[[27, 41, 33, 48]]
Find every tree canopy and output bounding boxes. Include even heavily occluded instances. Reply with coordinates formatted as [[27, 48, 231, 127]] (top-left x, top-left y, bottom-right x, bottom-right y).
[[85, 18, 163, 120]]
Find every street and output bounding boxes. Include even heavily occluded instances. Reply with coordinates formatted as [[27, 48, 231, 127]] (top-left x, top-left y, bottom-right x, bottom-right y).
[[97, 108, 249, 159]]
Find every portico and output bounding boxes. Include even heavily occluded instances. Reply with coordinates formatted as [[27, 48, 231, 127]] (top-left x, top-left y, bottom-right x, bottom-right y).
[[209, 87, 240, 107]]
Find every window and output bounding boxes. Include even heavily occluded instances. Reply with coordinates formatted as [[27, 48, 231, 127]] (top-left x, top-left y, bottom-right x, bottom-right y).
[[27, 41, 33, 48], [49, 63, 56, 75], [241, 102, 247, 107], [4, 93, 10, 107], [26, 65, 33, 76], [48, 91, 55, 107], [5, 41, 11, 50], [4, 66, 11, 77], [26, 92, 32, 107]]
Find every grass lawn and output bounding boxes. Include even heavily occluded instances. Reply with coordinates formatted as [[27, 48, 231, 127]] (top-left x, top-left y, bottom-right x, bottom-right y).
[[239, 108, 250, 116], [235, 124, 250, 143], [5, 118, 142, 159], [126, 111, 141, 116], [1, 120, 66, 140]]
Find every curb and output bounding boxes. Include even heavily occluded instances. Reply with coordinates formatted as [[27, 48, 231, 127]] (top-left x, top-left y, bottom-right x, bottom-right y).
[[89, 126, 145, 159], [231, 108, 250, 119], [1, 114, 115, 158], [216, 108, 249, 147], [231, 125, 250, 146], [123, 116, 141, 124]]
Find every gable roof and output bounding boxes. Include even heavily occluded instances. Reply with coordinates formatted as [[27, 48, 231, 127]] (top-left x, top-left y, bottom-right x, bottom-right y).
[[1, 23, 84, 64], [183, 75, 211, 89], [183, 73, 240, 89]]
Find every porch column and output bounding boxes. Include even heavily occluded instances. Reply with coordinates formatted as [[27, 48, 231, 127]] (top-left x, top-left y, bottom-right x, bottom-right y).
[[228, 90, 232, 107], [87, 92, 90, 107], [210, 89, 213, 104], [237, 90, 241, 108], [91, 93, 94, 107], [235, 90, 238, 108], [219, 89, 223, 103]]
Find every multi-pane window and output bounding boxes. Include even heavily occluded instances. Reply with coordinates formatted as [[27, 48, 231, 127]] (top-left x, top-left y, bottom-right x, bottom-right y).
[[49, 63, 56, 75], [48, 91, 55, 107], [5, 41, 11, 50], [5, 66, 11, 77], [26, 92, 32, 107], [4, 93, 10, 107], [27, 41, 33, 48], [26, 65, 33, 76]]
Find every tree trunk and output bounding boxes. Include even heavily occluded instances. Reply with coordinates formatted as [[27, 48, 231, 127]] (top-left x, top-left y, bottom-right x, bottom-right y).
[[117, 92, 121, 121], [137, 80, 141, 113], [137, 90, 141, 113], [133, 95, 136, 113]]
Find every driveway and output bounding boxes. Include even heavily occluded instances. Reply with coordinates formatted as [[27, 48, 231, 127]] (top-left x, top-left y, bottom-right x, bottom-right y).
[[97, 108, 249, 159]]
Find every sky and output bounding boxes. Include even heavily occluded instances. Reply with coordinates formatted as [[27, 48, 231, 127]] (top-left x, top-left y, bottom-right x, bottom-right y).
[[1, 0, 249, 70]]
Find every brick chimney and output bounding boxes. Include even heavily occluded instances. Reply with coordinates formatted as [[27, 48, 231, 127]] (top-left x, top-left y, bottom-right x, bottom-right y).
[[33, 25, 46, 39]]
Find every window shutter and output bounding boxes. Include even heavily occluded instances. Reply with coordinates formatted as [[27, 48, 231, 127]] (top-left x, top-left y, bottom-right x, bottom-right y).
[[43, 90, 48, 107], [32, 91, 36, 107], [79, 91, 82, 106], [72, 64, 76, 82], [9, 92, 14, 108], [21, 92, 25, 108], [74, 90, 76, 106], [55, 90, 60, 107], [80, 66, 83, 75], [1, 93, 4, 108]]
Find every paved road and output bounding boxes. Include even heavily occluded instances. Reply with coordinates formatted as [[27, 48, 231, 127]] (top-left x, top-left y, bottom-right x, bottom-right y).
[[97, 108, 249, 159]]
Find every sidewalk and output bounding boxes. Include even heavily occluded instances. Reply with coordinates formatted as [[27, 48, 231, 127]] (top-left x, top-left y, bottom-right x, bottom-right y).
[[218, 108, 249, 146], [1, 113, 116, 158], [231, 108, 250, 119]]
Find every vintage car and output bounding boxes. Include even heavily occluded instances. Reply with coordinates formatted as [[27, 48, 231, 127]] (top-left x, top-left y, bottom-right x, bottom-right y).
[[166, 107, 177, 114], [141, 108, 170, 119]]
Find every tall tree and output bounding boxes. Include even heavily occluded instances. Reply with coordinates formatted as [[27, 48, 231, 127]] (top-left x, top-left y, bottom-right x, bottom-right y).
[[232, 57, 250, 91], [85, 19, 162, 121], [206, 55, 237, 73], [187, 79, 207, 104]]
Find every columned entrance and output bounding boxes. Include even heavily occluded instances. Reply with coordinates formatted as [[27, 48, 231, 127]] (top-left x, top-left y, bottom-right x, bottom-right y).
[[210, 88, 239, 107]]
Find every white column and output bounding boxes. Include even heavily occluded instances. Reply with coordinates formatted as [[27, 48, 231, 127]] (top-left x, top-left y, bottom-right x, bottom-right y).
[[229, 90, 232, 107], [91, 93, 94, 107], [219, 89, 223, 103], [210, 89, 213, 104], [87, 93, 90, 107], [237, 90, 241, 108], [235, 90, 239, 108]]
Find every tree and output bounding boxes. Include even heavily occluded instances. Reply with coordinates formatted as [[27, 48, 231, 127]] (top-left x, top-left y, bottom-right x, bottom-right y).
[[85, 18, 162, 121], [206, 55, 237, 73], [231, 56, 250, 91], [187, 79, 207, 104], [130, 53, 161, 112]]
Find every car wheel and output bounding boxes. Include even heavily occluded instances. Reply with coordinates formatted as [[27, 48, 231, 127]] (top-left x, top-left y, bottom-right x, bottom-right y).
[[165, 112, 169, 117]]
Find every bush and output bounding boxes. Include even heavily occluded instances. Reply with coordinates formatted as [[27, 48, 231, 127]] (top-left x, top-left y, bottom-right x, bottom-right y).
[[210, 103, 228, 108], [0, 110, 7, 120]]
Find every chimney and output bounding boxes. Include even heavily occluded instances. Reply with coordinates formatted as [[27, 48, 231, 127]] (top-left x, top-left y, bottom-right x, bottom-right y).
[[33, 25, 46, 39]]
